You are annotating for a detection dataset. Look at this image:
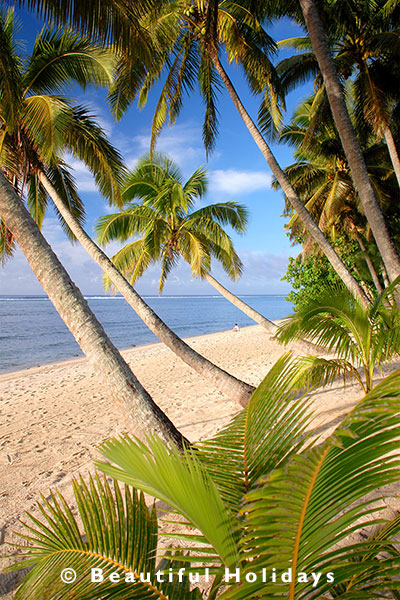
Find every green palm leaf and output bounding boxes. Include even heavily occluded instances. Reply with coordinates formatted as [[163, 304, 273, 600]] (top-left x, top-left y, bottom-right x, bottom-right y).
[[11, 473, 203, 599], [224, 369, 400, 599], [97, 434, 239, 568], [195, 354, 314, 516], [23, 27, 117, 95], [11, 474, 163, 600], [103, 239, 154, 291]]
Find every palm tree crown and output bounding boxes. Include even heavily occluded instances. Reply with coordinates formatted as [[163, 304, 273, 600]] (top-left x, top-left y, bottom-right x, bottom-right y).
[[0, 8, 124, 260], [275, 282, 400, 393], [96, 154, 248, 293], [275, 95, 396, 254]]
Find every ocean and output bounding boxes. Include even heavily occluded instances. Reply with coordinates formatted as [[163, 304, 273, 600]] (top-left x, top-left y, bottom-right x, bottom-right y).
[[0, 294, 292, 374]]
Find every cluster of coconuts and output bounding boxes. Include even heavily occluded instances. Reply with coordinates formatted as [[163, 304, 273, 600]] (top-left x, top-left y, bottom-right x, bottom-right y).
[[182, 5, 206, 35]]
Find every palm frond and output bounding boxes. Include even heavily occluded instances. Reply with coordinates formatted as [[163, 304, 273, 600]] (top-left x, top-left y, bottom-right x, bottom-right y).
[[44, 161, 86, 240], [96, 206, 156, 245], [105, 239, 154, 290], [22, 95, 71, 160], [23, 27, 117, 95], [0, 8, 24, 126], [227, 369, 400, 599], [26, 172, 48, 229], [293, 354, 365, 392], [11, 474, 165, 600], [0, 217, 15, 264], [195, 354, 313, 516], [61, 105, 126, 206], [198, 49, 220, 156], [97, 434, 239, 568]]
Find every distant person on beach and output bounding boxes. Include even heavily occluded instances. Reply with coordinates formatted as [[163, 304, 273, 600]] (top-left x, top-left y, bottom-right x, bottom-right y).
[[233, 323, 240, 332]]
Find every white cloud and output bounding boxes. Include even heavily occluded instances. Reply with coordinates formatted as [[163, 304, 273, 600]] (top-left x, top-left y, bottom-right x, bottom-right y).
[[124, 122, 207, 175], [209, 169, 272, 195], [0, 223, 292, 296]]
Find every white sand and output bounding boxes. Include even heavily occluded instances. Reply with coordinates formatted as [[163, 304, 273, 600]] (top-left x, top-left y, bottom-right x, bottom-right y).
[[1, 325, 399, 597]]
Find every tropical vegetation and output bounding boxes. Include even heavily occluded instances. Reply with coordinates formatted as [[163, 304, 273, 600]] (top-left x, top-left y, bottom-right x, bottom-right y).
[[0, 9, 187, 447], [3, 0, 400, 597], [275, 283, 400, 393], [9, 357, 400, 599], [0, 8, 255, 411], [96, 154, 276, 331]]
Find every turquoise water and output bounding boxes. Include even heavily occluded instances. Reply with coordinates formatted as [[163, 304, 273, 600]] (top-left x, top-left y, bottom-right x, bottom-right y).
[[0, 294, 292, 374]]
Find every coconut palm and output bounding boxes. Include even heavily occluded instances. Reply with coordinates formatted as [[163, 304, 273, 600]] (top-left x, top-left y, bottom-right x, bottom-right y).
[[118, 0, 371, 306], [0, 10, 254, 407], [96, 154, 276, 331], [10, 356, 400, 598], [291, 0, 400, 296], [0, 173, 187, 448], [280, 0, 400, 189], [275, 282, 400, 393], [275, 95, 397, 294], [22, 0, 370, 306], [0, 10, 187, 447]]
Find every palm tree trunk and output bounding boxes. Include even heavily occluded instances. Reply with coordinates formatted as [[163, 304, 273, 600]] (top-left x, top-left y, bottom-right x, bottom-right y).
[[354, 233, 383, 294], [382, 262, 390, 289], [359, 60, 400, 191], [38, 171, 255, 407], [383, 126, 400, 190], [209, 50, 370, 309], [203, 273, 277, 331], [0, 172, 187, 449], [352, 265, 373, 301], [299, 0, 400, 299]]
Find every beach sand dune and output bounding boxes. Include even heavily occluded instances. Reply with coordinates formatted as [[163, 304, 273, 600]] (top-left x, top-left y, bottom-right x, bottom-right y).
[[1, 325, 399, 597]]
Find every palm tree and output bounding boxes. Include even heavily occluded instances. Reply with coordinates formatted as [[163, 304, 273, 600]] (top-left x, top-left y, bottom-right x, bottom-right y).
[[275, 283, 400, 393], [129, 0, 371, 306], [295, 0, 400, 297], [277, 0, 400, 194], [0, 172, 187, 448], [11, 356, 400, 598], [22, 0, 370, 306], [0, 11, 187, 447], [276, 95, 396, 294], [0, 10, 254, 407], [96, 154, 277, 332]]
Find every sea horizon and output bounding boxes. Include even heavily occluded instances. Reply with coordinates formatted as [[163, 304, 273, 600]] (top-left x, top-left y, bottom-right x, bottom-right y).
[[0, 294, 292, 374]]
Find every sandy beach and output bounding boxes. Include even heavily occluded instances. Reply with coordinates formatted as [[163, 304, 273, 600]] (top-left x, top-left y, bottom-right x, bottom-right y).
[[1, 324, 399, 597]]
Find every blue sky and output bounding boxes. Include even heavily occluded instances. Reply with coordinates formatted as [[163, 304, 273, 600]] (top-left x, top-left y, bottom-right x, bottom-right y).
[[0, 8, 312, 296]]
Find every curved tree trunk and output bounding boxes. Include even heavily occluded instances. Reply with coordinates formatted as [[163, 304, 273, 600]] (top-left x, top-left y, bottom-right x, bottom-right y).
[[0, 172, 187, 449], [38, 171, 255, 407], [383, 126, 400, 191], [209, 51, 370, 310], [299, 0, 400, 300], [203, 273, 277, 331]]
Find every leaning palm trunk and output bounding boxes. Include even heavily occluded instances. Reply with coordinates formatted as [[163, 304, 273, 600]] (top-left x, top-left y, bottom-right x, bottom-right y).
[[0, 172, 187, 449], [382, 263, 391, 289], [299, 0, 400, 302], [38, 172, 255, 407], [203, 273, 276, 331], [383, 126, 400, 191], [208, 51, 370, 309]]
